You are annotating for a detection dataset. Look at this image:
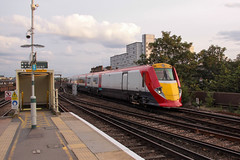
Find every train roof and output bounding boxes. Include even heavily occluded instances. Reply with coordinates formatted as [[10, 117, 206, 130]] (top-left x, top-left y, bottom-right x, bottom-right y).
[[71, 63, 174, 77]]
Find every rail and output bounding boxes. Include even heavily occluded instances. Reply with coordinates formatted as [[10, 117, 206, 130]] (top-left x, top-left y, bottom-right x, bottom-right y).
[[59, 93, 240, 159]]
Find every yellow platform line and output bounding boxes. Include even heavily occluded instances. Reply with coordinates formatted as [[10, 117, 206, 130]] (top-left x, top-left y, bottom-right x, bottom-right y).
[[19, 111, 52, 128], [56, 131, 73, 160], [42, 112, 51, 127], [0, 122, 20, 160], [8, 125, 21, 160], [51, 117, 98, 160]]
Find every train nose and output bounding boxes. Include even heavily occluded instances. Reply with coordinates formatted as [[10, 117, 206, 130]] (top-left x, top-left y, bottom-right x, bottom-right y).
[[160, 82, 180, 101]]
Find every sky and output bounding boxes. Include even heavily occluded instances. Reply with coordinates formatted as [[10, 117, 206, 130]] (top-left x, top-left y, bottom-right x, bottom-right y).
[[0, 0, 240, 77]]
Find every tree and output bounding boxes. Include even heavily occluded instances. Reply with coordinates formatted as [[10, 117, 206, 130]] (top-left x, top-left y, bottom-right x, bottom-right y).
[[235, 53, 240, 61], [148, 31, 198, 89], [147, 31, 194, 66], [135, 54, 148, 65], [197, 45, 229, 91]]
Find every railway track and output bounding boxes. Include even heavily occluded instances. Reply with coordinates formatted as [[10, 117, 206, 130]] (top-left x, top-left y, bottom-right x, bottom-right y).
[[150, 108, 240, 142], [58, 102, 69, 112], [165, 107, 240, 128], [0, 98, 10, 108], [72, 89, 240, 140], [61, 92, 240, 143], [59, 93, 240, 160], [0, 98, 12, 117]]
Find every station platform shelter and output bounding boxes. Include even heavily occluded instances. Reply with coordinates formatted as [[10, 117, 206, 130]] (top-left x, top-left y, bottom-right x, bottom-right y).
[[15, 69, 56, 111]]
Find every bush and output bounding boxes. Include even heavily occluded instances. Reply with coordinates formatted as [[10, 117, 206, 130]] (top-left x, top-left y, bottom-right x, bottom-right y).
[[205, 92, 214, 107], [181, 82, 191, 105]]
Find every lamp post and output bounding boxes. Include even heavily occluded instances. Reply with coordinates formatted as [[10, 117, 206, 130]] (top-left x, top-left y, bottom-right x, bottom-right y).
[[30, 0, 37, 129], [21, 0, 44, 129]]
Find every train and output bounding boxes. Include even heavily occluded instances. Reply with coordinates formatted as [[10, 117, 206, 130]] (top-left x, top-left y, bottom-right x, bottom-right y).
[[68, 63, 182, 108]]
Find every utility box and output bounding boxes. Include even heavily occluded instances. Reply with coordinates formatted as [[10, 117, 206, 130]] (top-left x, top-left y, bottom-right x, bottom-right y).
[[15, 69, 55, 109]]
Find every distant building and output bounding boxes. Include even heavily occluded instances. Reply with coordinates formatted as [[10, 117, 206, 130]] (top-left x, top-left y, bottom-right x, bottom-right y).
[[110, 34, 155, 69], [189, 45, 194, 53], [142, 34, 155, 58]]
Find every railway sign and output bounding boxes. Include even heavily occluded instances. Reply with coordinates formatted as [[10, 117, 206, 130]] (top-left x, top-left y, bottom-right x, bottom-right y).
[[32, 64, 36, 71], [11, 91, 19, 109], [5, 91, 13, 101], [12, 100, 18, 109], [11, 91, 18, 101]]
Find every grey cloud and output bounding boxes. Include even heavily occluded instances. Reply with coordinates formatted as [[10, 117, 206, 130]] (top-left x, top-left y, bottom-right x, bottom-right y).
[[218, 30, 240, 42], [59, 34, 129, 48], [225, 3, 240, 8]]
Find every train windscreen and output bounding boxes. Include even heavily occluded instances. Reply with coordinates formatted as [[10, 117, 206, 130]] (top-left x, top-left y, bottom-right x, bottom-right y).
[[154, 68, 175, 81]]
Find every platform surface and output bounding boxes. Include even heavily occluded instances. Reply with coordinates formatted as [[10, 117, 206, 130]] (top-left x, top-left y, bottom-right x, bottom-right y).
[[0, 110, 143, 160]]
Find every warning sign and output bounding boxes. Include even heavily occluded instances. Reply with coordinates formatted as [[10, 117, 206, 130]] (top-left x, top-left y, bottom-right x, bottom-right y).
[[11, 91, 18, 101], [5, 91, 13, 101], [11, 90, 19, 109]]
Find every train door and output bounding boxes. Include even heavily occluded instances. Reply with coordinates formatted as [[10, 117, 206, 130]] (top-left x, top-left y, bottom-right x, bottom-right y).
[[98, 74, 102, 89], [142, 72, 146, 92], [122, 72, 128, 91]]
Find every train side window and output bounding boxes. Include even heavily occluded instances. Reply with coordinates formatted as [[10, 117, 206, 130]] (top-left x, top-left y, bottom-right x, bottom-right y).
[[87, 78, 91, 84], [142, 72, 145, 87], [79, 78, 85, 84], [93, 77, 98, 84]]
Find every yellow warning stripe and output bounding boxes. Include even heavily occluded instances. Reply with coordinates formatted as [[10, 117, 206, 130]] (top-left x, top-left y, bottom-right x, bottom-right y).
[[0, 122, 20, 160], [51, 117, 98, 160], [56, 131, 73, 160]]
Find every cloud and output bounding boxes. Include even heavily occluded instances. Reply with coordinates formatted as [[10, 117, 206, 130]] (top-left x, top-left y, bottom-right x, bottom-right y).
[[6, 14, 141, 48], [225, 3, 240, 8], [0, 35, 29, 69], [0, 35, 27, 53], [218, 30, 240, 42]]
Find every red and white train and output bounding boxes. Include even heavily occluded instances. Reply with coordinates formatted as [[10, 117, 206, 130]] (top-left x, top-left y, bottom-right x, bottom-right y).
[[69, 63, 182, 108]]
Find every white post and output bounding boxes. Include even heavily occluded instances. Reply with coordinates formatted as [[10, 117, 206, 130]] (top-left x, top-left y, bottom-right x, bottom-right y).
[[30, 0, 36, 129], [55, 89, 59, 113], [53, 90, 55, 111], [72, 84, 77, 96]]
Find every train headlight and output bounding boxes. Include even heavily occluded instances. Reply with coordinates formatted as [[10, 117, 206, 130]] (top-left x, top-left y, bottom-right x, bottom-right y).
[[179, 87, 182, 98], [155, 87, 165, 98], [155, 87, 162, 94]]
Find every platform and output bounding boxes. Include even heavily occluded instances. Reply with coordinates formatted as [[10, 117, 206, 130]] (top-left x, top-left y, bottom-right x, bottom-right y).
[[0, 110, 143, 160]]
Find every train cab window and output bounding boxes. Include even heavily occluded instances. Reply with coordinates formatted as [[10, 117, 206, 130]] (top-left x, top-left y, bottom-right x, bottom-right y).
[[154, 68, 175, 81]]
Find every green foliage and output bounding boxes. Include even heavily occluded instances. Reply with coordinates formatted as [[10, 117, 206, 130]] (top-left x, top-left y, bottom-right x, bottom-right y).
[[135, 54, 148, 65], [180, 81, 191, 105], [205, 92, 215, 108], [147, 31, 194, 66], [234, 106, 240, 114]]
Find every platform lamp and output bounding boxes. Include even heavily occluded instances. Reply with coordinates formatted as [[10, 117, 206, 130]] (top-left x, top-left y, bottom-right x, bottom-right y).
[[21, 0, 44, 129]]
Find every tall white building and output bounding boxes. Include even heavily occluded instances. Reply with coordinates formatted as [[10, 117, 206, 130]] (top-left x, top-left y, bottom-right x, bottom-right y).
[[142, 34, 155, 58], [110, 42, 142, 69], [110, 34, 155, 69]]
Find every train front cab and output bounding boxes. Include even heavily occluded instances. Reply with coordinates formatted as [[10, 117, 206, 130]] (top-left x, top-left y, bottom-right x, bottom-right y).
[[152, 63, 182, 107]]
